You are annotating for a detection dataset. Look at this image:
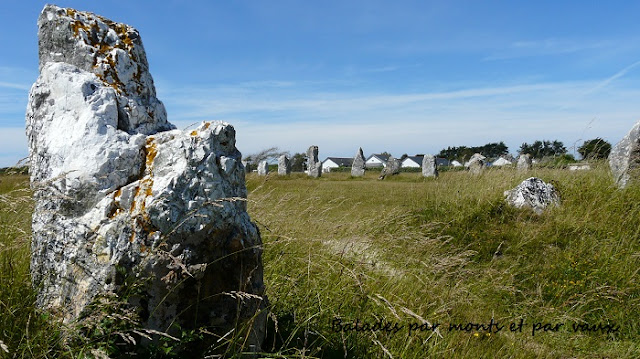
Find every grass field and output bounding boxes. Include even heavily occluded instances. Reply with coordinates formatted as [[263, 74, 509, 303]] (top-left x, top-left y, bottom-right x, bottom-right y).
[[0, 163, 639, 358]]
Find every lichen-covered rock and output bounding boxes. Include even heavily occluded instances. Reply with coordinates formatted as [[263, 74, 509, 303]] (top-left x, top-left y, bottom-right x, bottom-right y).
[[351, 148, 366, 177], [610, 121, 640, 188], [37, 5, 173, 135], [467, 153, 486, 174], [278, 155, 291, 175], [421, 154, 438, 178], [306, 145, 322, 177], [517, 154, 532, 171], [504, 177, 560, 214], [258, 160, 269, 176], [27, 5, 265, 353]]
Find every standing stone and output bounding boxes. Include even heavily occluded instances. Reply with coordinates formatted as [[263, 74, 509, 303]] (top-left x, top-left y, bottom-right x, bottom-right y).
[[517, 154, 532, 171], [378, 156, 401, 180], [26, 5, 265, 353], [278, 155, 291, 175], [351, 147, 366, 177], [258, 160, 269, 176], [504, 177, 560, 214], [421, 154, 438, 178], [467, 153, 486, 174], [610, 121, 640, 188], [306, 145, 322, 178]]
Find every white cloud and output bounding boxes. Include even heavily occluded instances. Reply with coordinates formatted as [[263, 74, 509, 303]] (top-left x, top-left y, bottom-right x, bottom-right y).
[[483, 38, 614, 61], [0, 82, 31, 91], [158, 78, 640, 159], [585, 60, 640, 95], [4, 77, 638, 167]]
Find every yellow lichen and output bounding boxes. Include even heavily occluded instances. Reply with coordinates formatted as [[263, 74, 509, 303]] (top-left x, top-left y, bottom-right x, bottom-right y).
[[190, 130, 198, 136], [108, 188, 124, 218], [145, 138, 158, 172], [129, 185, 141, 212], [203, 122, 211, 130], [70, 20, 86, 37]]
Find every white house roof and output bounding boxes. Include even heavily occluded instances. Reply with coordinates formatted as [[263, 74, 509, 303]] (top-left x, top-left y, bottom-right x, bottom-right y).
[[323, 157, 353, 167], [402, 156, 422, 167], [366, 154, 391, 163]]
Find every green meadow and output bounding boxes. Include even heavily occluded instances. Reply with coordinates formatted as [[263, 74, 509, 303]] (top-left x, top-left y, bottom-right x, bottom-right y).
[[0, 163, 639, 358]]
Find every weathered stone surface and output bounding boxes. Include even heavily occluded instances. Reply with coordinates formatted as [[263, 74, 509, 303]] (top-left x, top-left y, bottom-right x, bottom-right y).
[[421, 154, 438, 178], [306, 145, 322, 177], [610, 121, 640, 188], [517, 154, 532, 171], [278, 155, 291, 175], [504, 177, 560, 214], [351, 148, 366, 177], [37, 5, 173, 136], [378, 156, 401, 180], [467, 153, 486, 174], [27, 5, 265, 352], [258, 160, 269, 176]]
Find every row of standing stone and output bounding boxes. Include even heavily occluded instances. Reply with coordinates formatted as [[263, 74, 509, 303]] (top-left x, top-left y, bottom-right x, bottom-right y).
[[256, 147, 535, 177]]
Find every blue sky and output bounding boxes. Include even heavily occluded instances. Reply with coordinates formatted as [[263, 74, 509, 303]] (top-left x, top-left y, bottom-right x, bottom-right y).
[[2, 1, 640, 166]]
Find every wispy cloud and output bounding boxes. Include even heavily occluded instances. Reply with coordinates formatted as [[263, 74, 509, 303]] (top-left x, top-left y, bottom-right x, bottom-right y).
[[484, 38, 613, 61], [160, 78, 640, 158], [585, 59, 640, 95], [0, 81, 31, 91]]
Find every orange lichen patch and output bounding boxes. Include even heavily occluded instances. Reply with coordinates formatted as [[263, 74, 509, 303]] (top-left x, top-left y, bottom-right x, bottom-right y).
[[66, 8, 76, 17], [99, 42, 112, 54], [129, 232, 136, 243], [190, 130, 198, 136], [108, 188, 124, 218], [139, 178, 154, 212], [203, 122, 211, 130], [70, 20, 87, 37], [129, 185, 141, 213], [145, 137, 158, 172], [122, 35, 133, 48]]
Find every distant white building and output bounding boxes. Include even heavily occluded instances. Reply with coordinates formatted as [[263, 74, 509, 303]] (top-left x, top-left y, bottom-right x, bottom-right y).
[[401, 155, 423, 168], [402, 155, 450, 168], [451, 160, 463, 167], [322, 157, 353, 172], [491, 157, 513, 166], [365, 153, 391, 168]]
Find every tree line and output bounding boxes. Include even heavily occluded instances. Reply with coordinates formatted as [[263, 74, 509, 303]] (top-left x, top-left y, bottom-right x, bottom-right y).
[[437, 138, 611, 162], [437, 142, 509, 162]]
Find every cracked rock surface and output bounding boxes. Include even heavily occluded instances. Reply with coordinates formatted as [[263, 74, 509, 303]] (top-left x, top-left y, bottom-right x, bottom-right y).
[[421, 154, 438, 178], [306, 145, 322, 177], [27, 4, 266, 351], [609, 120, 640, 188], [504, 177, 560, 214], [351, 147, 366, 177]]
